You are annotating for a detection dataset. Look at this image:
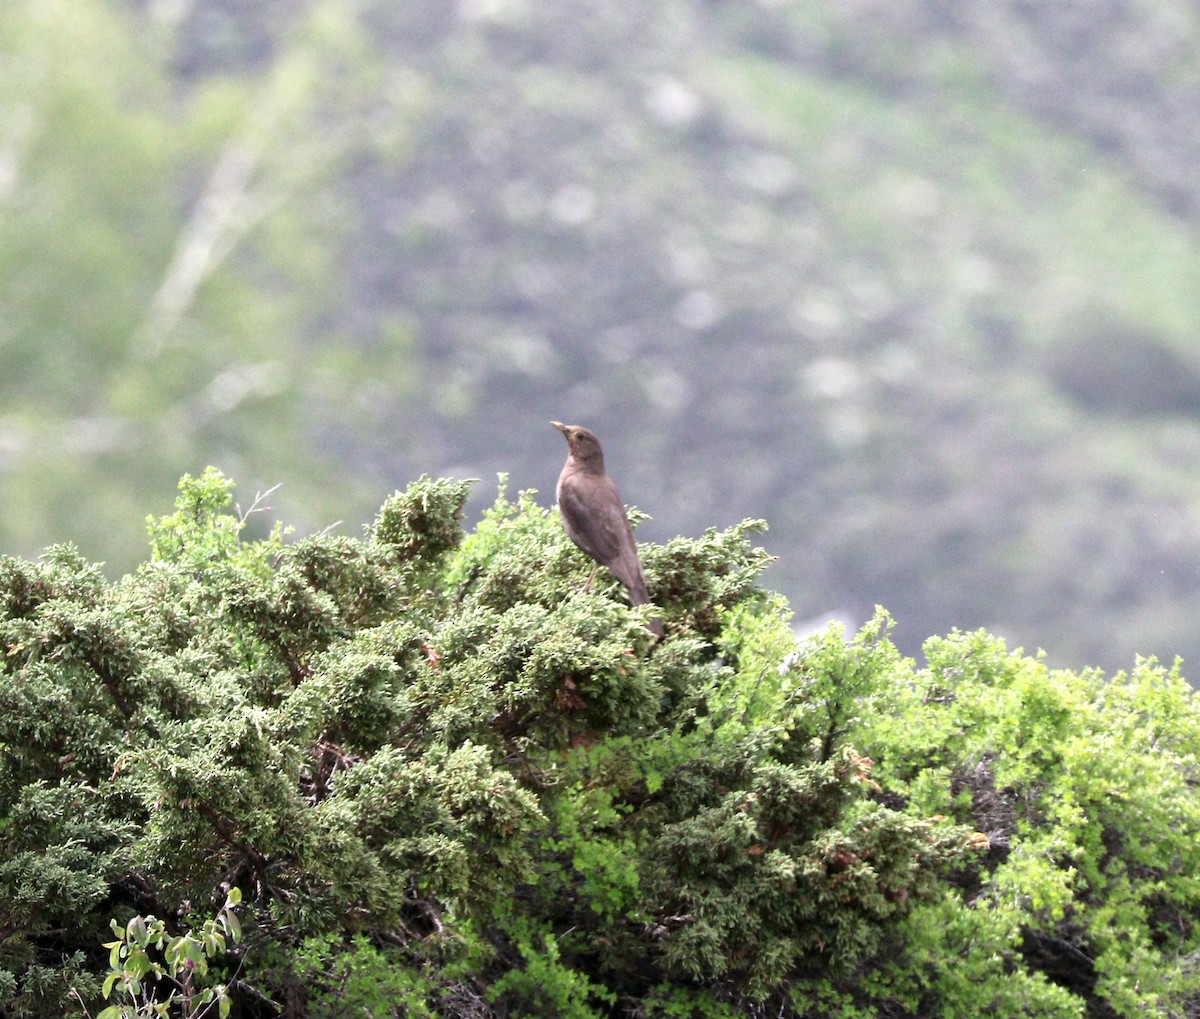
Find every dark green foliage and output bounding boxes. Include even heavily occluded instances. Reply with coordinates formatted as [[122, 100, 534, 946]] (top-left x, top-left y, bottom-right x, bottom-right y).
[[2, 469, 1199, 1017]]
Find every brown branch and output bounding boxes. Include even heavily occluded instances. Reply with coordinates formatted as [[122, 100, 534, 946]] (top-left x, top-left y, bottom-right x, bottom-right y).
[[194, 800, 269, 884]]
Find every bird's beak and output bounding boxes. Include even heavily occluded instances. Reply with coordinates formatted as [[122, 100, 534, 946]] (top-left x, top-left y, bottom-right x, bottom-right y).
[[551, 421, 567, 432]]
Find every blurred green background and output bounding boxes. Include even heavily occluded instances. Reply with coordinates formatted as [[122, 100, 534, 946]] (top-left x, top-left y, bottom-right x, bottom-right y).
[[5, 0, 1200, 673]]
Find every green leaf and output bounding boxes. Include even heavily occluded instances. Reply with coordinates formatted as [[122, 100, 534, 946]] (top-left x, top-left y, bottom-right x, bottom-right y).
[[126, 915, 148, 945]]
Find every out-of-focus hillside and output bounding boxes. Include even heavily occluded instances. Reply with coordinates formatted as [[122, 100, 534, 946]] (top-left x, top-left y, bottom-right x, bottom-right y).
[[4, 0, 1200, 672]]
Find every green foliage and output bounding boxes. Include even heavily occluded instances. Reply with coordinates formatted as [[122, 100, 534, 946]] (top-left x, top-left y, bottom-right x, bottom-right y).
[[372, 474, 475, 574], [486, 919, 617, 1019], [292, 935, 446, 1019], [146, 468, 248, 566], [93, 887, 242, 1019], [3, 469, 1200, 1017], [856, 630, 1200, 1016]]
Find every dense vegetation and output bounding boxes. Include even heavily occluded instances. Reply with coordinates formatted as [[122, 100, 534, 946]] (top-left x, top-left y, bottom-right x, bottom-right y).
[[3, 471, 1199, 1017], [5, 0, 1200, 673]]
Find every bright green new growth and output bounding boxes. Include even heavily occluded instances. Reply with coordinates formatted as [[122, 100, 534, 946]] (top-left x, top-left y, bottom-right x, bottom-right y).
[[0, 469, 1197, 1016]]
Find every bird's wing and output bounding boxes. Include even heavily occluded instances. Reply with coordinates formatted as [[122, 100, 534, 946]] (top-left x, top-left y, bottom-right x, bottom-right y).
[[558, 475, 634, 571]]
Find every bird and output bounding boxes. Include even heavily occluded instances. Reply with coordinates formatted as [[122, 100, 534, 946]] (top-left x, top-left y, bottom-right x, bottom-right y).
[[552, 421, 664, 639]]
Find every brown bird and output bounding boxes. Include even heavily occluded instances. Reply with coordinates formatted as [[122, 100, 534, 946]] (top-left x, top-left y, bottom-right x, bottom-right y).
[[552, 421, 664, 638]]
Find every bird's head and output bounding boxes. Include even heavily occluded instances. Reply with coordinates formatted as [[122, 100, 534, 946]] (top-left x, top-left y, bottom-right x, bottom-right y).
[[552, 421, 605, 467]]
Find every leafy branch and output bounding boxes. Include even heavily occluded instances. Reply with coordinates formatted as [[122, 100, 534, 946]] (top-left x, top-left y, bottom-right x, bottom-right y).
[[79, 888, 244, 1019]]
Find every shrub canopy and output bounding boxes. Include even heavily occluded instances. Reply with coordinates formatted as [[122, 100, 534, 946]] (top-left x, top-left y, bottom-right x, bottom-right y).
[[1, 469, 1198, 1017]]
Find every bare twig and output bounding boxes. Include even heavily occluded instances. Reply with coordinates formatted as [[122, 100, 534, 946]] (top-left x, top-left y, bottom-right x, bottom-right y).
[[236, 482, 283, 525]]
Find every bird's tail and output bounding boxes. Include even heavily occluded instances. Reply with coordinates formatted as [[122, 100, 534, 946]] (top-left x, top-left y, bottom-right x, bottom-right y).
[[626, 580, 665, 639]]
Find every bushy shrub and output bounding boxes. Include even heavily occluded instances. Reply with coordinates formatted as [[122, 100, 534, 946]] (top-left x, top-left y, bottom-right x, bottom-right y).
[[856, 629, 1200, 1016], [0, 469, 1196, 1016]]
